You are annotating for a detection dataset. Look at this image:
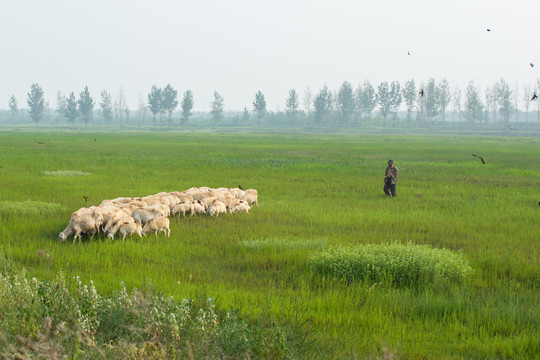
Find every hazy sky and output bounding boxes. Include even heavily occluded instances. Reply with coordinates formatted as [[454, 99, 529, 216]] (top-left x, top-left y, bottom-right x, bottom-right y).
[[1, 0, 539, 111]]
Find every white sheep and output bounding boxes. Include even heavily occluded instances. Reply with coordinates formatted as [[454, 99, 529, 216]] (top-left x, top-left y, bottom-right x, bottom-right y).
[[132, 204, 170, 224], [192, 201, 207, 215], [172, 202, 194, 217], [142, 216, 170, 237], [107, 218, 142, 241], [231, 200, 251, 213], [209, 200, 227, 217], [59, 212, 102, 244]]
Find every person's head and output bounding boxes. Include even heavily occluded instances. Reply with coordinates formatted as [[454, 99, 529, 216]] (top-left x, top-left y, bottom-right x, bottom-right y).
[[388, 159, 394, 168]]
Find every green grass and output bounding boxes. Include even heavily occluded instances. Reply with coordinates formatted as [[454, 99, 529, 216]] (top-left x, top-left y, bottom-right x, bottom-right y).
[[0, 131, 539, 359], [309, 242, 473, 287], [43, 170, 91, 176]]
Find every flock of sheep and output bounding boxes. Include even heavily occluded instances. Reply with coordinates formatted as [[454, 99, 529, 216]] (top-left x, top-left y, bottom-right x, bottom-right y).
[[58, 186, 258, 244]]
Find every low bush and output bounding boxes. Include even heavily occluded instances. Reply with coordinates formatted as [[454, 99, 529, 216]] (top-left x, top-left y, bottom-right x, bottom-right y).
[[309, 242, 473, 288], [0, 250, 296, 359]]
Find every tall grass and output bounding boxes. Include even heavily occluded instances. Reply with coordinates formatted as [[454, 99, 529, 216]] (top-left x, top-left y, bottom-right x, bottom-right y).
[[0, 131, 538, 359], [309, 242, 473, 287]]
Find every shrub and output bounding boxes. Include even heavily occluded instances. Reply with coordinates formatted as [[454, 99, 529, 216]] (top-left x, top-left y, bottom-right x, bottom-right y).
[[309, 242, 473, 288], [0, 250, 297, 359]]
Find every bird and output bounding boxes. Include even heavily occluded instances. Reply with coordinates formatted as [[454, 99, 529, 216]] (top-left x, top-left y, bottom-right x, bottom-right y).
[[238, 185, 244, 190], [94, 138, 97, 142], [419, 89, 424, 97], [408, 51, 411, 56], [82, 196, 89, 203], [472, 154, 486, 164], [531, 92, 538, 101], [35, 140, 45, 145], [531, 63, 535, 68], [486, 28, 491, 32]]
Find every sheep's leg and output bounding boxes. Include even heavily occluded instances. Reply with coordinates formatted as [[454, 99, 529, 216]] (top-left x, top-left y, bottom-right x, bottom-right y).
[[167, 228, 170, 237]]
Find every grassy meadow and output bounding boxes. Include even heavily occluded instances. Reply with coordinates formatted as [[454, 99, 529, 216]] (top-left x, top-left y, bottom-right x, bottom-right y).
[[0, 131, 538, 359]]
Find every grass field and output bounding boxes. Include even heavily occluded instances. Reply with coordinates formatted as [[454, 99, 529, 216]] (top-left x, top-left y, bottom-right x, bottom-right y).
[[0, 131, 539, 359]]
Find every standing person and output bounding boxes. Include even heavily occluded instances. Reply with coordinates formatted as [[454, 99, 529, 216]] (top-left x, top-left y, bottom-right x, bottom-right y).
[[383, 160, 398, 197]]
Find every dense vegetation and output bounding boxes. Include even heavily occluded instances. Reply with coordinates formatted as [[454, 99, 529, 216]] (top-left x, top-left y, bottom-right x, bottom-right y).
[[0, 131, 538, 359]]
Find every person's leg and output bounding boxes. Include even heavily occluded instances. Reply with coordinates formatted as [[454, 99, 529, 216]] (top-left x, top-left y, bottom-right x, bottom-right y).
[[383, 181, 391, 196], [390, 184, 396, 197]]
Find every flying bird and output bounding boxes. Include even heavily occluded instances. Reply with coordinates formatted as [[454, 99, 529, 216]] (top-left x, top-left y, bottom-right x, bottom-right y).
[[472, 154, 486, 164], [35, 140, 45, 145], [486, 28, 491, 32], [82, 196, 88, 203], [419, 89, 424, 97], [531, 63, 535, 68], [531, 92, 538, 101]]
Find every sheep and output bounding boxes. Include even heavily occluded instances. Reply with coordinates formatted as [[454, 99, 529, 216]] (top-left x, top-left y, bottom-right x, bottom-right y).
[[191, 191, 217, 201], [59, 213, 102, 244], [239, 192, 258, 208], [172, 201, 194, 217], [107, 217, 142, 241], [142, 196, 170, 207], [209, 200, 227, 217], [132, 204, 170, 225], [192, 201, 207, 215], [200, 196, 218, 211], [170, 191, 194, 203], [217, 196, 240, 213], [228, 188, 245, 198], [231, 200, 251, 214], [142, 216, 170, 237]]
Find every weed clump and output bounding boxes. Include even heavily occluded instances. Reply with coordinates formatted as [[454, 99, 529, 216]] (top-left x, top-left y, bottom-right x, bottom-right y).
[[43, 170, 91, 177], [0, 200, 63, 215], [0, 250, 296, 359], [309, 242, 473, 288]]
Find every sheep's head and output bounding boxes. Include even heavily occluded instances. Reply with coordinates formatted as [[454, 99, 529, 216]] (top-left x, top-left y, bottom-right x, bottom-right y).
[[58, 232, 66, 242], [107, 233, 114, 241]]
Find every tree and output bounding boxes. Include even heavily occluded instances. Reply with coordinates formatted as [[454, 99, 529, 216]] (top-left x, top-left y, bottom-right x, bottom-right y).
[[56, 91, 67, 126], [425, 78, 440, 124], [376, 82, 392, 127], [464, 80, 484, 126], [438, 79, 451, 123], [242, 107, 250, 123], [78, 86, 94, 126], [137, 93, 147, 128], [313, 85, 331, 124], [114, 90, 126, 127], [27, 83, 45, 127], [522, 85, 531, 126], [452, 87, 462, 122], [402, 79, 416, 128], [337, 81, 355, 126], [302, 87, 313, 118], [210, 91, 225, 122], [162, 84, 178, 124], [285, 89, 300, 121], [536, 79, 540, 127], [485, 85, 498, 125], [147, 85, 162, 124], [8, 95, 18, 127], [497, 78, 513, 131], [357, 81, 377, 127], [252, 90, 267, 121], [65, 91, 78, 125], [100, 90, 113, 127], [389, 81, 402, 127], [180, 90, 194, 123]]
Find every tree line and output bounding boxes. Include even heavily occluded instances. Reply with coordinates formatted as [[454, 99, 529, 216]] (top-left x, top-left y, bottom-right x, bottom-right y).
[[5, 78, 540, 129]]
